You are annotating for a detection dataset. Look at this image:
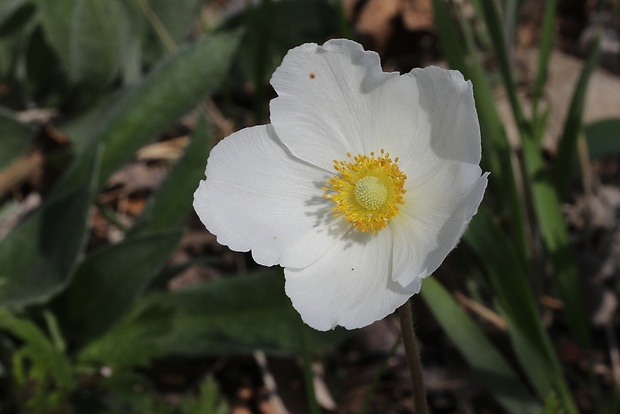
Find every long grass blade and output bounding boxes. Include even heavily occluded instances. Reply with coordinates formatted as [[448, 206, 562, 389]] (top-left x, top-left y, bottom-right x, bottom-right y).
[[479, 0, 590, 351], [478, 0, 528, 132], [421, 278, 540, 414], [444, 1, 530, 262], [553, 35, 601, 195], [465, 208, 578, 413], [532, 0, 557, 116]]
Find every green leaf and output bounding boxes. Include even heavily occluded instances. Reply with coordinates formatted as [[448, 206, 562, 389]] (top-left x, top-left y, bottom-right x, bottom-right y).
[[224, 0, 338, 120], [479, 0, 590, 353], [479, 0, 528, 132], [54, 90, 126, 151], [0, 0, 27, 27], [54, 30, 241, 196], [431, 0, 468, 74], [83, 271, 348, 362], [433, 0, 529, 261], [146, 0, 200, 42], [522, 134, 589, 351], [68, 0, 132, 86], [553, 36, 601, 195], [0, 108, 36, 170], [52, 230, 182, 343], [531, 0, 557, 116], [37, 0, 133, 87], [0, 146, 101, 307], [181, 376, 228, 414], [0, 0, 33, 36], [139, 0, 201, 61], [585, 118, 620, 159], [78, 305, 175, 368], [72, 370, 169, 413], [129, 114, 211, 236], [421, 278, 540, 413], [36, 0, 75, 68], [0, 309, 74, 395]]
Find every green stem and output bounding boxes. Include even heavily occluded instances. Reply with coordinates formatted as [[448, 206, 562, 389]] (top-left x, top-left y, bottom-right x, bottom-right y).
[[398, 299, 428, 414]]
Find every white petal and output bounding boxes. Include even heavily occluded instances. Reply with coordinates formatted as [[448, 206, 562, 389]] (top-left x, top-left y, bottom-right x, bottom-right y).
[[284, 228, 414, 331], [370, 67, 483, 184], [193, 125, 341, 267], [270, 39, 399, 171], [407, 66, 481, 166], [391, 168, 489, 289]]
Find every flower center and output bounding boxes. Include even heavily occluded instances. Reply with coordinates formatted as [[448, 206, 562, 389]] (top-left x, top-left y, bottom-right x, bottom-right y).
[[323, 150, 406, 234], [354, 176, 387, 210]]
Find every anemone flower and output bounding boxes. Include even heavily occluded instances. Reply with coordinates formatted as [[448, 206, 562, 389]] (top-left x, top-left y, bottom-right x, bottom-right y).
[[194, 39, 488, 331]]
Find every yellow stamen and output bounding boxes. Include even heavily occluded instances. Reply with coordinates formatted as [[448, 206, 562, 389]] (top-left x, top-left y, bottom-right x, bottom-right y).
[[322, 150, 406, 233]]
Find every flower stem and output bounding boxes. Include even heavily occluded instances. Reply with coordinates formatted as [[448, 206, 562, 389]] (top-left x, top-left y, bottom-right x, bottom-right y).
[[398, 299, 428, 414]]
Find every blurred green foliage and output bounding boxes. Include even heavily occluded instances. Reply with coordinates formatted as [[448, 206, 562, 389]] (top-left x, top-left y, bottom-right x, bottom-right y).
[[0, 0, 618, 412], [0, 0, 347, 411]]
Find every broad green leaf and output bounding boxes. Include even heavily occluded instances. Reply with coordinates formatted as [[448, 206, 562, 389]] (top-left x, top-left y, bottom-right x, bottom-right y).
[[36, 0, 74, 68], [37, 0, 136, 86], [0, 0, 33, 36], [78, 304, 174, 367], [54, 90, 126, 151], [0, 108, 36, 170], [0, 309, 74, 392], [0, 0, 27, 27], [0, 146, 101, 307], [68, 0, 133, 86], [421, 278, 540, 414], [465, 208, 578, 413], [129, 114, 210, 235], [54, 30, 241, 196], [53, 230, 182, 343], [82, 271, 349, 361], [24, 26, 60, 96], [585, 118, 620, 159]]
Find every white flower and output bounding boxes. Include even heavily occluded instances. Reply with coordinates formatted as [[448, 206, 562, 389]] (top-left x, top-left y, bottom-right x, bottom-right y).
[[193, 39, 489, 331]]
